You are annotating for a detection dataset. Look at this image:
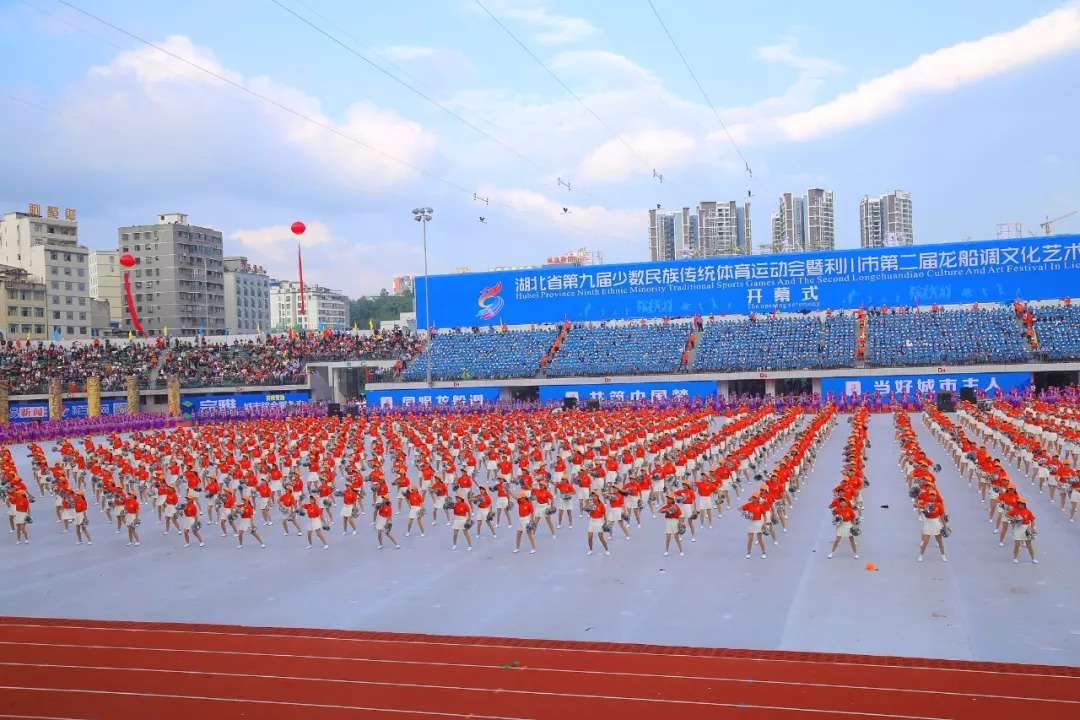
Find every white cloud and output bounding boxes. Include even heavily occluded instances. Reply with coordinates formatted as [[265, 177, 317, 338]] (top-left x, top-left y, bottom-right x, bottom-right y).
[[579, 129, 697, 183], [78, 35, 438, 190], [374, 44, 475, 83], [481, 1, 596, 45], [774, 5, 1080, 142], [230, 221, 422, 294]]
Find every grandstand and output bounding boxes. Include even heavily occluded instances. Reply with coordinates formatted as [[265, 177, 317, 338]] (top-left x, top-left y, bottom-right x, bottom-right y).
[[546, 321, 691, 377], [694, 314, 856, 372], [1031, 304, 1080, 362], [862, 307, 1030, 368], [401, 327, 556, 381]]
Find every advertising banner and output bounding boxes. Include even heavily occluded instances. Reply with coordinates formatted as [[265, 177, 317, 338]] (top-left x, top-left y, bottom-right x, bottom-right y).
[[537, 379, 717, 403], [416, 235, 1080, 328], [364, 386, 501, 409], [820, 371, 1031, 398], [180, 390, 311, 416], [7, 397, 129, 423]]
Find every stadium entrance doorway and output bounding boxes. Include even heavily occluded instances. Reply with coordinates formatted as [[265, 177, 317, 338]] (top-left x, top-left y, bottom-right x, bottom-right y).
[[1033, 370, 1077, 391], [729, 379, 766, 396], [510, 386, 539, 402], [775, 378, 812, 395]]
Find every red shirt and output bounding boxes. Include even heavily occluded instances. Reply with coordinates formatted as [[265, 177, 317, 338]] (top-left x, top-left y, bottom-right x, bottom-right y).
[[124, 498, 139, 515], [453, 500, 470, 517], [740, 500, 767, 520], [517, 499, 534, 518], [303, 502, 321, 519], [184, 501, 199, 517], [588, 500, 605, 519]]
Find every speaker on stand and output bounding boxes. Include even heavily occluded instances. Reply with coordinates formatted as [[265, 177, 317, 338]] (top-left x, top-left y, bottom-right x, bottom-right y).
[[327, 403, 342, 417], [959, 387, 976, 405], [563, 397, 577, 411], [586, 399, 601, 411], [936, 391, 955, 412]]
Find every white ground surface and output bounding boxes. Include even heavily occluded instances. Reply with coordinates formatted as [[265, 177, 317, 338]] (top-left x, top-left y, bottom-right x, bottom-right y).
[[2, 413, 1078, 666]]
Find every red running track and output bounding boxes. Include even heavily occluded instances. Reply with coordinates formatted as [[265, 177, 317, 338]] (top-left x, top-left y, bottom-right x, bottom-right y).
[[0, 617, 1077, 719]]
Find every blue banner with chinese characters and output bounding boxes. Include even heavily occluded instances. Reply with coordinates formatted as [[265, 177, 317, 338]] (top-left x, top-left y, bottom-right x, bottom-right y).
[[364, 386, 501, 409], [537, 380, 717, 403], [415, 235, 1080, 328], [820, 371, 1031, 398], [180, 390, 310, 416], [7, 397, 129, 424]]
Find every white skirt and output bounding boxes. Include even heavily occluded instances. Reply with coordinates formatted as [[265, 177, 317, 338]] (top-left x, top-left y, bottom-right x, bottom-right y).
[[747, 519, 764, 534], [496, 497, 509, 509], [408, 506, 422, 519], [588, 517, 604, 533], [61, 508, 76, 521], [124, 514, 138, 527], [341, 503, 355, 518], [1012, 522, 1030, 542], [518, 516, 532, 531], [835, 521, 852, 538], [307, 516, 323, 532], [182, 515, 196, 530], [452, 515, 467, 530], [664, 518, 679, 534], [375, 515, 389, 531], [606, 507, 623, 522], [922, 517, 943, 537]]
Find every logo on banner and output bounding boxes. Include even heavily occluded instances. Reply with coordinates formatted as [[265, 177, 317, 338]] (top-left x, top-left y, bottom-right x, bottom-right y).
[[476, 282, 505, 320]]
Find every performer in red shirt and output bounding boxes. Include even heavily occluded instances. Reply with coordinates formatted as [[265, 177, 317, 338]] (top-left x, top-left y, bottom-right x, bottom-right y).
[[374, 492, 400, 550], [828, 498, 858, 559], [450, 492, 473, 551], [658, 492, 684, 557], [584, 490, 609, 556], [739, 492, 769, 559], [237, 493, 266, 549], [302, 495, 329, 549], [513, 492, 537, 554], [1006, 498, 1037, 564], [181, 492, 205, 548]]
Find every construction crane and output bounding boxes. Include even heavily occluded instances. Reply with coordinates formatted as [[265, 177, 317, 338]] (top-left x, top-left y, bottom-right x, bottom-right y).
[[1040, 211, 1077, 235]]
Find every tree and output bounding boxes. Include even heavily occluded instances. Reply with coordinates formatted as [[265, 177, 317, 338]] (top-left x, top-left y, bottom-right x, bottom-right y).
[[349, 290, 414, 329]]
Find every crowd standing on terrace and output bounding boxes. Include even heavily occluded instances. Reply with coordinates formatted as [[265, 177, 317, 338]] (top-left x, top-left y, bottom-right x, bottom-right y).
[[2, 298, 1079, 396]]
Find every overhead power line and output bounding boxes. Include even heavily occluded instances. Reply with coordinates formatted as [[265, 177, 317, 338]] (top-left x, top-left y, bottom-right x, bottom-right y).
[[473, 0, 685, 200], [45, 0, 635, 244]]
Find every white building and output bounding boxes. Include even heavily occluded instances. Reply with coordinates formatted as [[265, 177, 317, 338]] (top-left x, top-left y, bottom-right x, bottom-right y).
[[0, 204, 91, 338], [770, 193, 806, 253], [88, 250, 124, 325], [224, 256, 270, 334], [696, 201, 751, 257], [805, 188, 835, 252], [860, 190, 914, 247], [392, 274, 415, 295], [270, 279, 348, 332]]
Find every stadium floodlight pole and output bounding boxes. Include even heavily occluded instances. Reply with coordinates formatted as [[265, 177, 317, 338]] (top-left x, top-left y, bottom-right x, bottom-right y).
[[412, 207, 434, 387]]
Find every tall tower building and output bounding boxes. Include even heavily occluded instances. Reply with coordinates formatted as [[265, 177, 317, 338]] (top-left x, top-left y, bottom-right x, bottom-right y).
[[117, 212, 225, 336], [770, 193, 806, 253], [860, 190, 913, 247], [805, 188, 835, 251], [0, 204, 91, 338]]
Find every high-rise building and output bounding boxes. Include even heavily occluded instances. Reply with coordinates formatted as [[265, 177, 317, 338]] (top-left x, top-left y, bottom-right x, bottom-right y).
[[695, 201, 752, 257], [270, 279, 348, 332], [88, 250, 124, 326], [805, 188, 835, 252], [648, 208, 678, 261], [0, 265, 48, 340], [770, 193, 806, 253], [89, 298, 112, 337], [392, 274, 415, 295], [678, 207, 699, 259], [0, 204, 91, 338], [116, 213, 225, 337], [224, 256, 270, 335], [860, 190, 914, 247]]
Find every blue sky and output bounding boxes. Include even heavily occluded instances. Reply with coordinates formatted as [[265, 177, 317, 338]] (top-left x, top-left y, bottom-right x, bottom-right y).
[[1, 0, 1078, 296]]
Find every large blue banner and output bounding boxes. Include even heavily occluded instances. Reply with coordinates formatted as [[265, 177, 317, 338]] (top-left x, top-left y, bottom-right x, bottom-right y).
[[538, 380, 717, 403], [416, 235, 1080, 327], [820, 371, 1031, 398], [180, 390, 311, 415], [365, 386, 501, 409], [7, 397, 129, 424]]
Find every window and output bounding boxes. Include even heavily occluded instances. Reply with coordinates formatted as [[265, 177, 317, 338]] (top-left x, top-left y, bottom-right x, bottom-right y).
[[6, 307, 16, 317], [63, 267, 71, 276], [52, 311, 60, 320], [64, 253, 72, 262], [34, 308, 44, 318], [79, 327, 87, 335], [35, 325, 44, 334], [78, 269, 85, 277], [78, 297, 85, 306], [78, 283, 85, 292], [65, 282, 72, 291], [51, 281, 59, 289], [67, 326, 75, 335], [65, 297, 72, 305], [49, 251, 58, 261], [50, 266, 57, 275], [5, 290, 15, 300], [52, 295, 59, 304], [66, 311, 73, 320], [7, 325, 15, 334]]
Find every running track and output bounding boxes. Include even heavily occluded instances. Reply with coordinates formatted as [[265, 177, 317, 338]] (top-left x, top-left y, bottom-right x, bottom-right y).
[[0, 617, 1077, 719]]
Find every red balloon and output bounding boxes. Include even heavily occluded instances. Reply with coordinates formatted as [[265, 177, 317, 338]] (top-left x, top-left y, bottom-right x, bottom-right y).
[[291, 221, 306, 235], [119, 253, 136, 268]]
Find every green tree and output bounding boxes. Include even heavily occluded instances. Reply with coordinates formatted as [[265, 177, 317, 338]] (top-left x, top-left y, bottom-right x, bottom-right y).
[[349, 289, 414, 330]]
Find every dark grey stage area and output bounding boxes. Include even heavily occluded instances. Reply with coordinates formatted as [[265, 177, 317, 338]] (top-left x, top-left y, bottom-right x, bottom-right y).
[[2, 413, 1078, 666]]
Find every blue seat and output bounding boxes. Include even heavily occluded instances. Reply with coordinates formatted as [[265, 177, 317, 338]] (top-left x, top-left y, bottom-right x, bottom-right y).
[[546, 322, 690, 377]]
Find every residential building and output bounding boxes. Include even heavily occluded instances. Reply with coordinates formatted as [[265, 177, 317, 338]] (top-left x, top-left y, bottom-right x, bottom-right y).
[[648, 208, 678, 261], [270, 279, 348, 332], [0, 205, 91, 338], [860, 190, 914, 247], [224, 256, 270, 335], [89, 298, 112, 337], [88, 250, 124, 325], [770, 193, 806, 253], [0, 264, 48, 340], [805, 188, 835, 251], [735, 202, 753, 255], [116, 213, 225, 336], [695, 201, 752, 257], [678, 207, 699, 259], [392, 274, 415, 295]]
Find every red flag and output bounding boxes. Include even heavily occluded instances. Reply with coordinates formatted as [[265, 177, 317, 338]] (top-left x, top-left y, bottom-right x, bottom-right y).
[[298, 241, 306, 315]]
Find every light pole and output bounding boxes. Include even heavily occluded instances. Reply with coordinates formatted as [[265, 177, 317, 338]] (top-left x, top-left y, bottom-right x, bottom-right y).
[[412, 207, 434, 386]]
